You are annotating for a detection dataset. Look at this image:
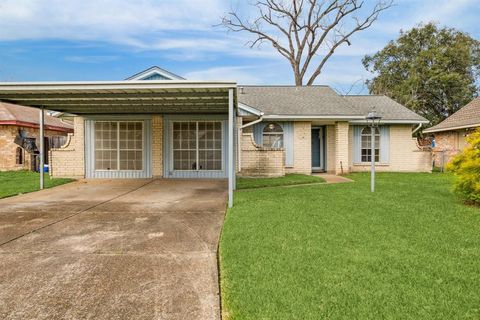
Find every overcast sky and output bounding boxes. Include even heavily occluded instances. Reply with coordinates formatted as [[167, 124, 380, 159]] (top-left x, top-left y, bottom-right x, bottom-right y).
[[0, 0, 478, 93]]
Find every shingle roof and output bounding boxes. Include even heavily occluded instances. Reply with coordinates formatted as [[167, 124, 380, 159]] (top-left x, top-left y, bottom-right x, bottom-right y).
[[0, 102, 73, 132], [238, 86, 361, 117], [237, 86, 427, 122], [343, 95, 428, 122], [423, 97, 480, 133]]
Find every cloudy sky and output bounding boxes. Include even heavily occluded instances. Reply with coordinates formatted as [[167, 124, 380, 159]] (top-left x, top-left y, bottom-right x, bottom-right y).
[[0, 0, 478, 93]]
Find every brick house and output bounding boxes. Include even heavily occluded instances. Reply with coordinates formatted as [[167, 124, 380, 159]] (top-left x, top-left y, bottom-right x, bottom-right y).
[[423, 97, 480, 168], [0, 66, 431, 207], [0, 102, 73, 171]]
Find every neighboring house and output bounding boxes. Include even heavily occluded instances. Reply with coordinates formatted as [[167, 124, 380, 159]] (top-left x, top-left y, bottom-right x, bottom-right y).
[[423, 97, 480, 168], [0, 102, 73, 171], [0, 66, 431, 205]]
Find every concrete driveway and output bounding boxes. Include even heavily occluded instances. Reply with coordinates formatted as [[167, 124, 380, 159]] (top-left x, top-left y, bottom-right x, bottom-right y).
[[0, 179, 227, 320]]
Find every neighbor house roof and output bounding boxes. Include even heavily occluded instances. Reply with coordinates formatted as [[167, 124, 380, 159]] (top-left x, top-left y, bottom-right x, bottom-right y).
[[0, 102, 73, 132], [344, 95, 428, 123], [238, 86, 428, 123], [423, 97, 480, 133]]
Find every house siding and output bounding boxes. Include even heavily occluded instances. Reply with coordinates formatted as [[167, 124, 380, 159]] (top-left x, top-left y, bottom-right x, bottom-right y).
[[326, 125, 336, 173], [334, 122, 350, 174], [50, 116, 85, 178], [431, 129, 473, 168], [285, 121, 311, 174], [239, 133, 284, 177]]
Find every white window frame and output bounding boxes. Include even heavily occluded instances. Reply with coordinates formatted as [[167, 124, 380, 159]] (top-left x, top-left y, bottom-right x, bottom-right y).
[[360, 126, 380, 163], [262, 122, 284, 148], [93, 120, 144, 172], [170, 120, 224, 172]]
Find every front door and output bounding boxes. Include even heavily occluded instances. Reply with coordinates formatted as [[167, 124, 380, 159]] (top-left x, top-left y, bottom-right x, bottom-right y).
[[311, 128, 325, 172]]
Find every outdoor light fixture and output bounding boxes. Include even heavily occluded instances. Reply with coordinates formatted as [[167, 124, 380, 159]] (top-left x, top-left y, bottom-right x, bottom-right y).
[[366, 108, 382, 193]]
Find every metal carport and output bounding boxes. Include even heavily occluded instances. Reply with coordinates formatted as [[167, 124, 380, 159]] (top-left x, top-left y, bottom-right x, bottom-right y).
[[0, 80, 237, 207]]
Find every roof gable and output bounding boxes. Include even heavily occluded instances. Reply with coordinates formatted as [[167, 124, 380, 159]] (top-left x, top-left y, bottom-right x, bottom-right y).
[[126, 66, 185, 81]]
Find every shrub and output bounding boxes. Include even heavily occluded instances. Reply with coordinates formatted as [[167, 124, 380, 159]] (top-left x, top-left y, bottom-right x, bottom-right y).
[[447, 128, 480, 205]]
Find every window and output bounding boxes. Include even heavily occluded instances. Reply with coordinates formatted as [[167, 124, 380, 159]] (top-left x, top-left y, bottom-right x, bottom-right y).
[[172, 121, 222, 171], [15, 147, 23, 165], [94, 121, 143, 171], [262, 123, 283, 148], [361, 127, 380, 162]]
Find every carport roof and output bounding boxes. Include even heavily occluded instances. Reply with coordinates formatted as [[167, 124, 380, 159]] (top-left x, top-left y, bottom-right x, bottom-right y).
[[0, 80, 237, 114]]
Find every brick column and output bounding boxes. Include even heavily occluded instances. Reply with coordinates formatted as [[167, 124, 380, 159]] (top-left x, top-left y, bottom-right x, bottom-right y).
[[335, 122, 350, 175], [152, 116, 163, 177]]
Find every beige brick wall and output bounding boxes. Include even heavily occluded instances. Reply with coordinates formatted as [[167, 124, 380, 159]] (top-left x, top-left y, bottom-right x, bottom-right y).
[[285, 121, 311, 174], [325, 125, 336, 173], [350, 124, 431, 172], [49, 117, 85, 178], [152, 116, 163, 177], [0, 125, 67, 171], [334, 122, 350, 174], [239, 133, 285, 177]]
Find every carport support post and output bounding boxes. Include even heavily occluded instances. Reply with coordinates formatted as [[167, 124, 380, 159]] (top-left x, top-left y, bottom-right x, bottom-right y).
[[39, 106, 45, 190], [228, 89, 234, 208]]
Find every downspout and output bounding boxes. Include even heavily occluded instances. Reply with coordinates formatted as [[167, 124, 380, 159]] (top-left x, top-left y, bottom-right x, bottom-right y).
[[237, 112, 264, 171], [412, 123, 422, 135]]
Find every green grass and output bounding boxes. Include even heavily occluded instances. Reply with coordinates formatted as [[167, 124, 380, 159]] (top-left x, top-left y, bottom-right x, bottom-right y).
[[0, 171, 74, 199], [220, 173, 480, 320], [237, 174, 325, 190]]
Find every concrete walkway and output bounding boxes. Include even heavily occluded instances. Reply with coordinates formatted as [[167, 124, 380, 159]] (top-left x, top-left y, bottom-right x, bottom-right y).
[[312, 173, 354, 184], [0, 179, 227, 320]]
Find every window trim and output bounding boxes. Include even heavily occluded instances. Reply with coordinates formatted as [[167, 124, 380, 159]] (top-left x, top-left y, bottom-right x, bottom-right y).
[[170, 120, 224, 172], [15, 147, 24, 165], [93, 120, 144, 172], [360, 126, 381, 164], [262, 122, 284, 149]]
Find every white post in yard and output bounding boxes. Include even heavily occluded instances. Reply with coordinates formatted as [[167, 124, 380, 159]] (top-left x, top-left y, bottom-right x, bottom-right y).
[[39, 106, 45, 190], [228, 89, 234, 208], [370, 127, 375, 193]]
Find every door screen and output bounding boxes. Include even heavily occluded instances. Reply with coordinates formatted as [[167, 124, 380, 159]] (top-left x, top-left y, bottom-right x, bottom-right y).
[[94, 121, 143, 171], [172, 121, 222, 171]]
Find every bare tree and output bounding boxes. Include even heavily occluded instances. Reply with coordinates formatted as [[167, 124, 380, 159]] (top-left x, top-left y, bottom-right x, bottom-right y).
[[220, 0, 393, 86]]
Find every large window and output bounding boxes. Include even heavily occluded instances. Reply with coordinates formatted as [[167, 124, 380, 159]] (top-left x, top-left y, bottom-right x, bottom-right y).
[[263, 122, 283, 148], [94, 121, 143, 171], [361, 126, 380, 162], [172, 121, 222, 171]]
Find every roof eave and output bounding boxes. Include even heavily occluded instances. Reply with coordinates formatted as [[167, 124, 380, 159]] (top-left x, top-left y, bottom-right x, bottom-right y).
[[423, 123, 480, 133]]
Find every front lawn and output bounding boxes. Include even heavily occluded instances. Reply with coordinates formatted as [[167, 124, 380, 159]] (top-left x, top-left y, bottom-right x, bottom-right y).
[[237, 173, 325, 190], [220, 173, 480, 319], [0, 171, 74, 199]]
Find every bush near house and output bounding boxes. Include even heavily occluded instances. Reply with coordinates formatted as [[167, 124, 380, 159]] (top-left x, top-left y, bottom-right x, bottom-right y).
[[447, 128, 480, 205]]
